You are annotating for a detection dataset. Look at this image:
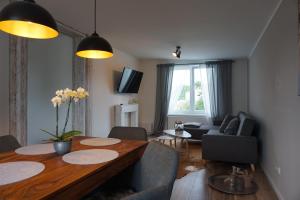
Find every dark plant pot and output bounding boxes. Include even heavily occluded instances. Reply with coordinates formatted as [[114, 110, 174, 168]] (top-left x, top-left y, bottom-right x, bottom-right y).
[[53, 140, 72, 155]]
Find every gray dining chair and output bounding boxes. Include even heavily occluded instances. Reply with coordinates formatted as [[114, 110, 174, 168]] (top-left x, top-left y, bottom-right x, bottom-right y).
[[84, 141, 179, 200], [0, 135, 21, 153], [108, 127, 148, 141]]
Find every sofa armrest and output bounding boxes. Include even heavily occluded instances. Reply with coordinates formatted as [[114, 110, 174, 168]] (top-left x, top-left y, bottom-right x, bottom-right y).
[[202, 134, 257, 164]]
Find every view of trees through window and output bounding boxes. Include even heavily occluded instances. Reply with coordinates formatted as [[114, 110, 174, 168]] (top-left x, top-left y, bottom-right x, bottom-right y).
[[169, 66, 207, 115], [194, 68, 205, 111]]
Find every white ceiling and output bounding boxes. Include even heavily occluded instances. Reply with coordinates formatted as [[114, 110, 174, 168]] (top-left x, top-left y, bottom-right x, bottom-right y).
[[38, 0, 280, 60]]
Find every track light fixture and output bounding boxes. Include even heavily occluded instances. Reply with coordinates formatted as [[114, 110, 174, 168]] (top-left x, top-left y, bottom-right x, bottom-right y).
[[172, 46, 181, 58]]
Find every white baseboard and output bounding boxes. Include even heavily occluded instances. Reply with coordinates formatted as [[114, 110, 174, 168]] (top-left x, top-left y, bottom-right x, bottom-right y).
[[260, 164, 285, 200]]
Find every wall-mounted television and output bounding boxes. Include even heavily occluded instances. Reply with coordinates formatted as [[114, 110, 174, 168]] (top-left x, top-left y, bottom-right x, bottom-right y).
[[117, 67, 143, 93]]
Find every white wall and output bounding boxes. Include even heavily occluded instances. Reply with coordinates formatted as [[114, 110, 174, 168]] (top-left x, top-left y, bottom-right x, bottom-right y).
[[138, 58, 248, 132], [90, 49, 139, 137], [138, 59, 158, 132], [232, 59, 249, 114], [0, 0, 9, 136], [27, 34, 73, 144], [249, 0, 299, 199]]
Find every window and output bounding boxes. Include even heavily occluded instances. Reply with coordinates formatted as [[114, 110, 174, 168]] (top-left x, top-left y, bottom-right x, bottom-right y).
[[168, 64, 210, 116]]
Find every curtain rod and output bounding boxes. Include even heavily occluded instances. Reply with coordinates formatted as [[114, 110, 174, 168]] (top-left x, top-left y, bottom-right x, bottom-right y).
[[173, 60, 234, 66], [173, 62, 205, 66]]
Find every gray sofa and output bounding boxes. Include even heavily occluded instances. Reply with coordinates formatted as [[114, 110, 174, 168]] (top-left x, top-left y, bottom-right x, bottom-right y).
[[202, 112, 257, 166]]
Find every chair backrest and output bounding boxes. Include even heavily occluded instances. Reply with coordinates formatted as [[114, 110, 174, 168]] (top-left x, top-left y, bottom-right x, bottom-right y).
[[131, 142, 179, 197], [108, 127, 148, 141], [0, 135, 21, 153], [237, 112, 256, 136]]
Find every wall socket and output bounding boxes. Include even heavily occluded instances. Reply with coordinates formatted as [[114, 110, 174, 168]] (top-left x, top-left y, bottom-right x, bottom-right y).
[[275, 166, 281, 175]]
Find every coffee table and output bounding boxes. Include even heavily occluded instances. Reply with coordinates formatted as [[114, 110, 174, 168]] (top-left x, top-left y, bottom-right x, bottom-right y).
[[163, 129, 191, 157], [157, 135, 176, 147]]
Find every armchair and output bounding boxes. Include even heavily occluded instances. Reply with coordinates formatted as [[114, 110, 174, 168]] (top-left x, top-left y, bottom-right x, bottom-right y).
[[84, 142, 179, 200]]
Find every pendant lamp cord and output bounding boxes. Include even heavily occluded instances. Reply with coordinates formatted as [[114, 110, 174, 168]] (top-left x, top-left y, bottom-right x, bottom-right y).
[[94, 0, 97, 33]]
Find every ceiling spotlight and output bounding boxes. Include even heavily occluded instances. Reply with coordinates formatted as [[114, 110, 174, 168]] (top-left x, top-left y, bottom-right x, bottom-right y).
[[172, 46, 181, 58]]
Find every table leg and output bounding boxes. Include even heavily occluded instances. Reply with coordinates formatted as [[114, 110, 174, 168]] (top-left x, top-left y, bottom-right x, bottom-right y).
[[174, 138, 176, 148], [185, 139, 189, 159], [250, 164, 256, 172], [181, 138, 183, 147]]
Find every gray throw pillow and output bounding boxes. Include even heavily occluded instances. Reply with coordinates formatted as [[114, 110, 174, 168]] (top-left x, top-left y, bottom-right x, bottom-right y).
[[219, 114, 234, 133], [224, 117, 240, 135]]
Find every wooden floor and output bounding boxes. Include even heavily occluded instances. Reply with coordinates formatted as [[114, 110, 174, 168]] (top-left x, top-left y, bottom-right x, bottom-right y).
[[156, 140, 278, 200]]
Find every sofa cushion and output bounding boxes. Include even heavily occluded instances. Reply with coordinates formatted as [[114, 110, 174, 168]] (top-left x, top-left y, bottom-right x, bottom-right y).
[[219, 114, 234, 133], [237, 112, 255, 136], [200, 124, 219, 131], [224, 117, 239, 135], [207, 129, 222, 135]]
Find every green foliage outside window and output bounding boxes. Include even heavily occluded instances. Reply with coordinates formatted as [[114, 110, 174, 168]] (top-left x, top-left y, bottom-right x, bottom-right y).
[[178, 85, 190, 100], [195, 99, 204, 110]]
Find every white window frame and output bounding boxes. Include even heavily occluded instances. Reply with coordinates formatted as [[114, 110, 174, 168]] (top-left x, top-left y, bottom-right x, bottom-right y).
[[168, 65, 206, 116]]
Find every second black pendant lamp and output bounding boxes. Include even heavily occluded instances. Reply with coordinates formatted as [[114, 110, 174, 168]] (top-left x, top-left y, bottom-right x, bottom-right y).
[[76, 0, 113, 59]]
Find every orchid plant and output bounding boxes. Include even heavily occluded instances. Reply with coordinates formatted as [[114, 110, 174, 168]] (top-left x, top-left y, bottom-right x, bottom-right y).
[[41, 87, 89, 142]]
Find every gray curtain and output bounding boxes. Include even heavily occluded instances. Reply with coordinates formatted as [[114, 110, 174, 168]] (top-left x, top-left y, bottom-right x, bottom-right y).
[[206, 61, 232, 125], [153, 64, 174, 133]]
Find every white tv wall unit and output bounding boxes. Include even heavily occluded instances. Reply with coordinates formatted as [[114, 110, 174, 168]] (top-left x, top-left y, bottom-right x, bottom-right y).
[[115, 104, 138, 127]]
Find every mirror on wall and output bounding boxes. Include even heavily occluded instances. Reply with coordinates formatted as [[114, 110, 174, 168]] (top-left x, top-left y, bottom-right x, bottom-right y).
[[27, 34, 73, 144], [0, 0, 9, 136], [0, 30, 9, 136]]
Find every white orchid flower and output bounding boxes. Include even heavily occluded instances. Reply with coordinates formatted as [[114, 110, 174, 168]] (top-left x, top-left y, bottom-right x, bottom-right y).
[[51, 96, 62, 107], [52, 87, 89, 106], [55, 90, 64, 97], [76, 87, 88, 99], [77, 87, 85, 93]]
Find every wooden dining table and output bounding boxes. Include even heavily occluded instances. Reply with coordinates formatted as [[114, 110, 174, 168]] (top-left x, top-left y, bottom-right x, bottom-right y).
[[0, 136, 148, 200]]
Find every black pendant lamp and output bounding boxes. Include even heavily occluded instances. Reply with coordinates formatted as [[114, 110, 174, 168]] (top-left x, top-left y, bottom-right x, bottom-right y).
[[0, 0, 58, 39], [76, 0, 113, 59]]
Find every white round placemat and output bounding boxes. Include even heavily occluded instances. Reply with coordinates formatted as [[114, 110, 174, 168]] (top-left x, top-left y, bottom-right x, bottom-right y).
[[0, 161, 45, 186], [80, 138, 121, 146], [15, 143, 55, 155], [62, 149, 119, 165]]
